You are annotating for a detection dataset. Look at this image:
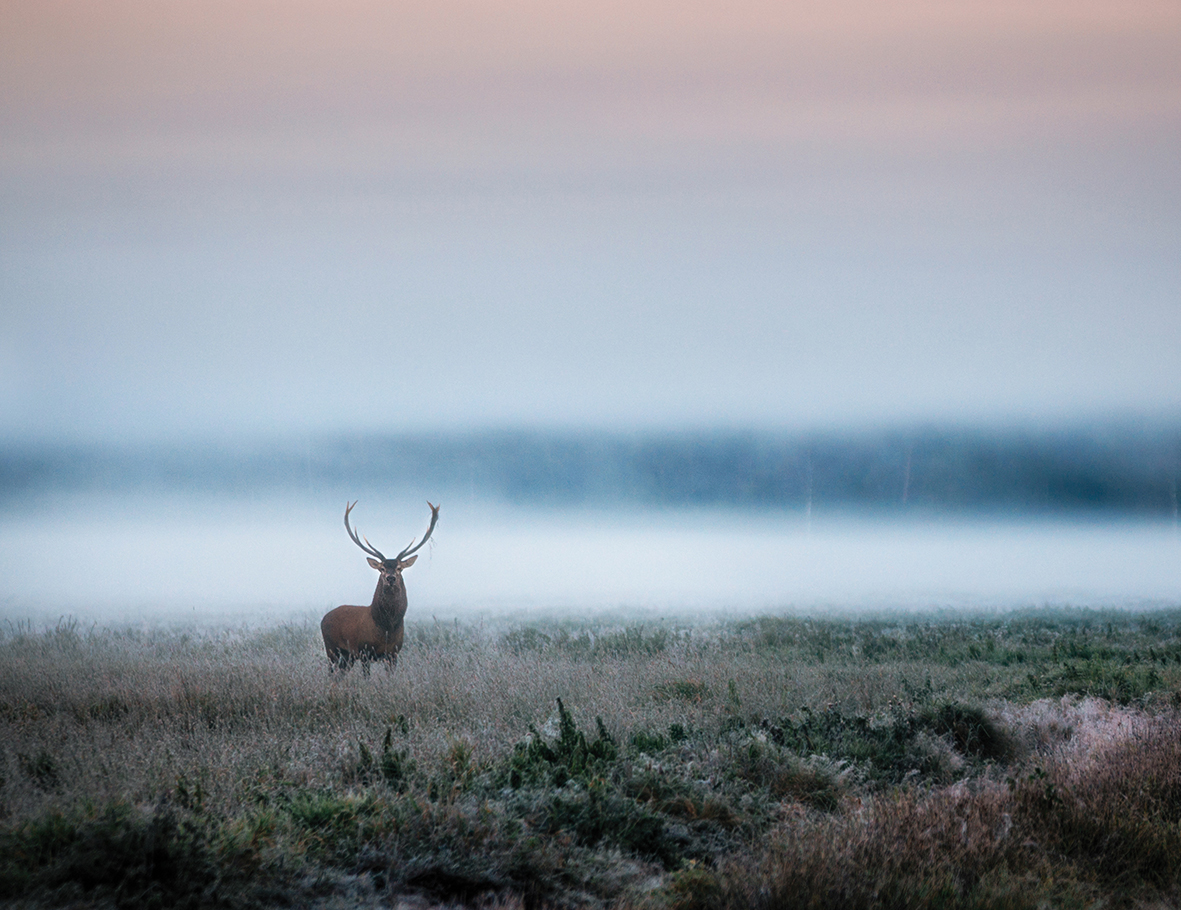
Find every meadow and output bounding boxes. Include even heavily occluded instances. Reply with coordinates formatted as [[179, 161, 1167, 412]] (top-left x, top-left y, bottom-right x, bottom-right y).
[[2, 607, 1181, 909]]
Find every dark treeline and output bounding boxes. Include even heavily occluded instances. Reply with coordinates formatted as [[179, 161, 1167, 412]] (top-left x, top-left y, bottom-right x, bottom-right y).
[[2, 424, 1180, 516]]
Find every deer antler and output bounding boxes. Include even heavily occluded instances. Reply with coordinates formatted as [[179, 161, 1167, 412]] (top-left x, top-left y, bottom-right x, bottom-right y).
[[395, 501, 440, 563], [344, 501, 386, 561]]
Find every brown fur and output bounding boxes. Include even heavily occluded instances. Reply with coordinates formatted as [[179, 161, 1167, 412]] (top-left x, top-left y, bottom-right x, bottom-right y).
[[321, 502, 438, 672], [320, 580, 406, 669]]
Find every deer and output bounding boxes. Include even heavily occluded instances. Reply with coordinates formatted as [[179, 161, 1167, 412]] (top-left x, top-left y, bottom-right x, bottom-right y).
[[321, 501, 439, 672]]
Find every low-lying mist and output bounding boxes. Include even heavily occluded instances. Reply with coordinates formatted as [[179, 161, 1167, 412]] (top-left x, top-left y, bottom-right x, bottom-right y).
[[1, 490, 1178, 626], [2, 426, 1178, 625]]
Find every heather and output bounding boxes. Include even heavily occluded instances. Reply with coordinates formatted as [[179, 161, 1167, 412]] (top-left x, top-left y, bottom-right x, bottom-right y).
[[2, 608, 1180, 908]]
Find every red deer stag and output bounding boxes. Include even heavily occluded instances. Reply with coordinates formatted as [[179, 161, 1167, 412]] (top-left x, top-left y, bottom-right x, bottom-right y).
[[321, 501, 439, 671]]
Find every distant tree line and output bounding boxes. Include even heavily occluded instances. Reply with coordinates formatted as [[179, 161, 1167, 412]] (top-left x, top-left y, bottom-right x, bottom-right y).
[[2, 425, 1179, 517]]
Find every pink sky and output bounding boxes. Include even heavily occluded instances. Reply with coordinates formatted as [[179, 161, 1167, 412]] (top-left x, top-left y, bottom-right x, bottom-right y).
[[2, 0, 1179, 437], [6, 1, 1177, 165]]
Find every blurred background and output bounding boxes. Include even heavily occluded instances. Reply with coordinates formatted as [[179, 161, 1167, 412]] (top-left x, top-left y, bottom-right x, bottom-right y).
[[2, 0, 1179, 622]]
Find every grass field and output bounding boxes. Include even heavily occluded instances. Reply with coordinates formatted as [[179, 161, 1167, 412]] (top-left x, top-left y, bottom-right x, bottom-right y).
[[2, 607, 1181, 908]]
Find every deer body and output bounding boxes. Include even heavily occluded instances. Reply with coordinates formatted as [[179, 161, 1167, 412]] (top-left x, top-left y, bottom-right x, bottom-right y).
[[319, 581, 407, 667], [321, 502, 438, 671]]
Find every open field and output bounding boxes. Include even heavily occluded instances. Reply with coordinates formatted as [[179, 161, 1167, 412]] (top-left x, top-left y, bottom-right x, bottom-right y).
[[3, 608, 1181, 909]]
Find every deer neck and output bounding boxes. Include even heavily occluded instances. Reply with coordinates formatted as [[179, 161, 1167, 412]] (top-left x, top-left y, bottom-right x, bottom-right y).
[[370, 575, 406, 635]]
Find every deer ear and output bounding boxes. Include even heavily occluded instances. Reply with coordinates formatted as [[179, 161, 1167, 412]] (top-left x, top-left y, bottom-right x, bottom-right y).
[[399, 554, 418, 568], [367, 557, 382, 569]]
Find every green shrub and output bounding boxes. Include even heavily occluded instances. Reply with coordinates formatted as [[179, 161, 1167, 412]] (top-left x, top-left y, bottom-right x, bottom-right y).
[[658, 863, 724, 910], [920, 703, 1013, 761], [766, 702, 1009, 784], [544, 782, 675, 866], [731, 744, 844, 811], [505, 698, 617, 789], [0, 803, 257, 908], [1030, 660, 1164, 703], [353, 727, 416, 792], [631, 730, 669, 754], [284, 790, 383, 864]]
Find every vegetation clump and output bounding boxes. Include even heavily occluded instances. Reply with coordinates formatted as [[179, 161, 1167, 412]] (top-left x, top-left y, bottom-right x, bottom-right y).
[[1, 608, 1180, 908], [0, 802, 262, 908], [506, 697, 619, 789]]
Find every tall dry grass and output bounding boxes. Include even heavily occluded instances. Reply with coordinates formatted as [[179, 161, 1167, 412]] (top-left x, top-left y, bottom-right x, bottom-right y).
[[1, 610, 1180, 908], [0, 617, 1014, 823], [662, 700, 1181, 910]]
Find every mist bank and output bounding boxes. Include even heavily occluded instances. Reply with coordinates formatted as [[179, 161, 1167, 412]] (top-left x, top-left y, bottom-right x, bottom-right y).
[[3, 423, 1179, 518]]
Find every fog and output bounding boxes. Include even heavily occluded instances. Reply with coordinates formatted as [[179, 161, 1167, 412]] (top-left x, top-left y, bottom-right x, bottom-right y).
[[2, 488, 1178, 628], [2, 2, 1179, 625], [2, 427, 1179, 624]]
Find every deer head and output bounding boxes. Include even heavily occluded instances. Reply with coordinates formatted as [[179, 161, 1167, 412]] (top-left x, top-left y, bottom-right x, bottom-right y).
[[345, 499, 439, 578]]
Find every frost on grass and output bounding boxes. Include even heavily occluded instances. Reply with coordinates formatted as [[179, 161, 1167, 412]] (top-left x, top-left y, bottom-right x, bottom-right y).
[[1, 609, 1180, 908]]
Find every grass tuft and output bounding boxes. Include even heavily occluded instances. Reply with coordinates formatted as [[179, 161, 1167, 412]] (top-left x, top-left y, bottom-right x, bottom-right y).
[[3, 608, 1181, 907]]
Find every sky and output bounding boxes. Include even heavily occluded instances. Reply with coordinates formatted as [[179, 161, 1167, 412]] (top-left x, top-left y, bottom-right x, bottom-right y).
[[2, 0, 1179, 442]]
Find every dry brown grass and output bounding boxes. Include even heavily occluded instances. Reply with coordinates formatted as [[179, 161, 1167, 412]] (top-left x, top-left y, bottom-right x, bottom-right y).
[[0, 618, 1005, 823], [662, 699, 1181, 910], [2, 611, 1181, 908]]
